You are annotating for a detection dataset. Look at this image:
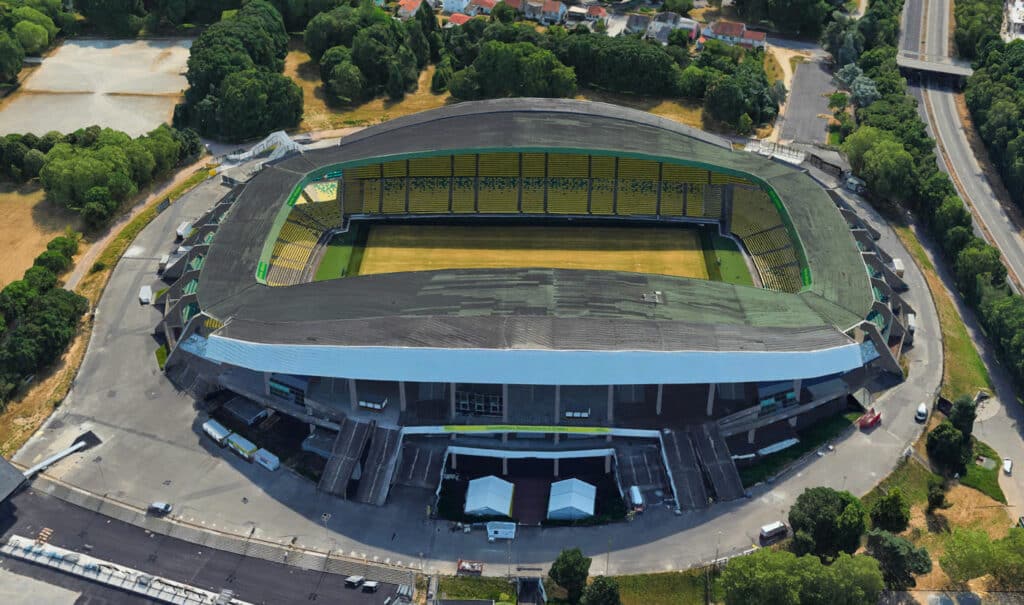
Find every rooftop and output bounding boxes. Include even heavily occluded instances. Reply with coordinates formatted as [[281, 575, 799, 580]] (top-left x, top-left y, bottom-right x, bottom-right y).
[[711, 20, 746, 37], [195, 99, 872, 355]]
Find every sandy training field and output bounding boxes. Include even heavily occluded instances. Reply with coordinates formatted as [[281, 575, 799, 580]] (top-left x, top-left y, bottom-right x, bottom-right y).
[[0, 39, 190, 136], [357, 225, 709, 279], [0, 185, 85, 288]]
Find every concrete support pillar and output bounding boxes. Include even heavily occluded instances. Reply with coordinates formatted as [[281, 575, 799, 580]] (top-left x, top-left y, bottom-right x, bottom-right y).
[[706, 384, 716, 417], [502, 433, 508, 443], [656, 384, 663, 415], [449, 383, 457, 420], [309, 423, 315, 436], [747, 427, 756, 445], [554, 433, 560, 444], [554, 458, 560, 477], [793, 379, 802, 401], [788, 416, 798, 428], [554, 385, 561, 424], [606, 385, 614, 423], [604, 454, 611, 473], [263, 372, 271, 396], [451, 452, 457, 470], [399, 381, 407, 412], [502, 384, 509, 422], [502, 457, 508, 475], [349, 379, 358, 411]]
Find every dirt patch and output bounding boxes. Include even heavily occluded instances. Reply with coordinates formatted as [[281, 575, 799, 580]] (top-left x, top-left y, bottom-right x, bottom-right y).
[[0, 183, 87, 289], [285, 43, 452, 132], [574, 88, 732, 133]]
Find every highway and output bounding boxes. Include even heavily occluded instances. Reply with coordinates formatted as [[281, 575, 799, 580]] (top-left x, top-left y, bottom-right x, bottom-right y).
[[902, 0, 1024, 517]]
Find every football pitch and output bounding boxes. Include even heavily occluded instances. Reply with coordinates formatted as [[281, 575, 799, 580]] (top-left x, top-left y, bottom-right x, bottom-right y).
[[350, 224, 711, 279]]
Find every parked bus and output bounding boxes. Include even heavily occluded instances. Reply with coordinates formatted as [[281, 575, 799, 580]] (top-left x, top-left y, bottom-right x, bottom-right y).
[[226, 433, 257, 461], [201, 419, 231, 447]]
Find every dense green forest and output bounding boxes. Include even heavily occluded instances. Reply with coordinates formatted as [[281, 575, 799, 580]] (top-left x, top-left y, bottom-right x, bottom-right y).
[[0, 0, 75, 82]]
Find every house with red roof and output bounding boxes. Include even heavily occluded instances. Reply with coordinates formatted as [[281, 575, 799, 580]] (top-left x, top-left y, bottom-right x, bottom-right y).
[[466, 0, 497, 15], [586, 4, 607, 21], [445, 12, 472, 26], [701, 20, 767, 49], [397, 0, 424, 19], [504, 0, 524, 10]]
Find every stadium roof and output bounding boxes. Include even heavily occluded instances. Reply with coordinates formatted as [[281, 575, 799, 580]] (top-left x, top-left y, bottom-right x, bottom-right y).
[[195, 99, 872, 361]]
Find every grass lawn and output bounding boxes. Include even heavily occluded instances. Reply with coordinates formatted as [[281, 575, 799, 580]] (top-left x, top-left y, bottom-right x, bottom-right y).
[[827, 128, 842, 146], [961, 439, 1007, 504], [893, 225, 990, 399], [702, 230, 754, 286], [739, 412, 860, 486], [154, 345, 168, 370], [437, 576, 516, 604], [615, 570, 709, 605], [764, 51, 784, 84], [862, 456, 938, 511], [313, 226, 365, 281]]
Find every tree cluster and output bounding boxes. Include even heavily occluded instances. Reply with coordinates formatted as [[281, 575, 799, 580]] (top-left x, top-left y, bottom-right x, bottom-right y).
[[450, 40, 576, 99], [829, 0, 1024, 394], [0, 232, 88, 405], [734, 0, 830, 36], [952, 0, 1002, 60], [940, 528, 1024, 588], [34, 124, 201, 227], [0, 0, 73, 81], [925, 395, 977, 472], [174, 1, 302, 141], [548, 548, 622, 605], [307, 1, 437, 105], [789, 486, 867, 559], [719, 548, 883, 605]]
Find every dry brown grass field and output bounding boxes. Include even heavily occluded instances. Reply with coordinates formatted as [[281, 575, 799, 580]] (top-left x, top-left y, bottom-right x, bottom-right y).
[[357, 224, 709, 278], [0, 183, 87, 288]]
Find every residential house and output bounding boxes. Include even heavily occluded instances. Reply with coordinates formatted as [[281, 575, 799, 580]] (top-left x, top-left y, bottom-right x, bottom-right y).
[[625, 13, 651, 34], [644, 12, 700, 44], [466, 0, 496, 15], [504, 0, 524, 11], [567, 5, 588, 21], [522, 0, 565, 24], [445, 12, 472, 26], [442, 0, 470, 13], [701, 20, 767, 49], [397, 0, 424, 19], [585, 4, 607, 21]]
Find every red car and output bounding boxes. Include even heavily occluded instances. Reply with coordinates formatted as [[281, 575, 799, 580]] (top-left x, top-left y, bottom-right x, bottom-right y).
[[857, 408, 882, 429]]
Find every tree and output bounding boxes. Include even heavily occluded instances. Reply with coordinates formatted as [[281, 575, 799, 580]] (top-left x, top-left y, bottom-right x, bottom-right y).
[[926, 421, 968, 471], [23, 265, 56, 293], [661, 0, 693, 14], [850, 75, 880, 107], [549, 548, 591, 604], [829, 92, 849, 112], [77, 0, 144, 35], [949, 395, 978, 439], [869, 488, 910, 533], [720, 548, 882, 605], [22, 148, 45, 179], [668, 28, 692, 48], [13, 20, 48, 54], [926, 477, 946, 512], [733, 0, 828, 36], [449, 41, 576, 100], [678, 65, 707, 98], [705, 76, 746, 125], [737, 113, 754, 135], [580, 576, 621, 605], [34, 249, 72, 274], [834, 63, 863, 88], [327, 61, 365, 105], [12, 6, 60, 42], [862, 138, 915, 201], [866, 529, 932, 589], [940, 528, 995, 583], [492, 1, 517, 23], [0, 33, 25, 82], [788, 486, 866, 559], [385, 59, 406, 100]]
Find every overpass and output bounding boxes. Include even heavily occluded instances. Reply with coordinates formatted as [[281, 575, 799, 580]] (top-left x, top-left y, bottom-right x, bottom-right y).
[[896, 50, 974, 85]]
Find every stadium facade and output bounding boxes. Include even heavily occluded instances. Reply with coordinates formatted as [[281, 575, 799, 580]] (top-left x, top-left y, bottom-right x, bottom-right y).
[[158, 100, 913, 508]]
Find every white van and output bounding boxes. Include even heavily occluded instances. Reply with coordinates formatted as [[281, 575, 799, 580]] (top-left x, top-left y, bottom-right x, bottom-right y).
[[344, 576, 365, 588], [202, 419, 231, 447], [226, 433, 257, 461], [892, 258, 905, 277], [915, 402, 928, 423], [175, 221, 193, 241], [138, 285, 153, 305], [254, 448, 280, 471], [362, 581, 380, 593], [629, 485, 645, 512], [759, 521, 788, 544]]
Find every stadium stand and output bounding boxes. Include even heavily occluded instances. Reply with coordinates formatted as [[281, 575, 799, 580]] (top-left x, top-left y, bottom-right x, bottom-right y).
[[590, 156, 615, 215], [730, 186, 779, 238], [452, 155, 476, 213], [616, 158, 658, 215], [409, 156, 452, 214], [521, 153, 546, 214], [303, 180, 339, 202]]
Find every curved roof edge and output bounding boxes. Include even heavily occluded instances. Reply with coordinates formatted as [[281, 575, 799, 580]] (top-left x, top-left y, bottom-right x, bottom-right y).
[[186, 335, 866, 386]]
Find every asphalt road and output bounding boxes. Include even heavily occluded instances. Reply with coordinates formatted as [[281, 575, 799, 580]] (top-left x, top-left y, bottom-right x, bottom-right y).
[[903, 0, 1024, 515], [0, 489, 399, 605], [778, 60, 833, 144]]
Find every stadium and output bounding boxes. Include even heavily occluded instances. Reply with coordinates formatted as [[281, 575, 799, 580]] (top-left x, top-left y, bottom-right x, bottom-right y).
[[158, 99, 912, 516]]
